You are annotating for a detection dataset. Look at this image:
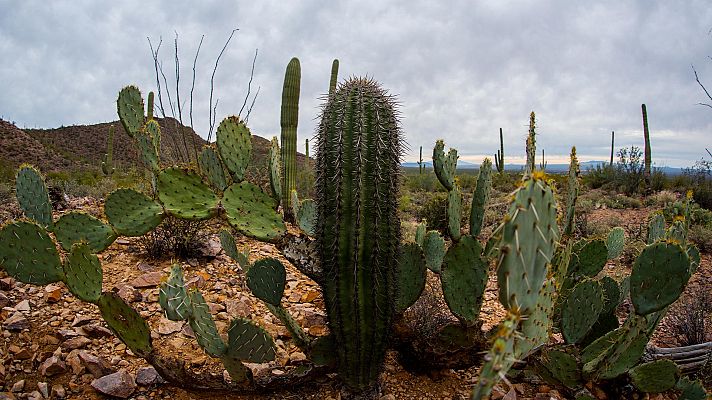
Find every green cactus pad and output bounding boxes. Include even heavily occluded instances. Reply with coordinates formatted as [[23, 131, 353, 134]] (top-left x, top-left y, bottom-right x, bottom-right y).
[[143, 119, 161, 165], [395, 243, 426, 313], [63, 243, 102, 303], [447, 185, 462, 241], [54, 212, 116, 253], [630, 242, 691, 315], [516, 278, 555, 358], [629, 359, 678, 393], [268, 137, 282, 204], [0, 221, 63, 285], [157, 167, 219, 220], [470, 158, 492, 237], [563, 147, 580, 236], [647, 211, 666, 244], [296, 199, 316, 236], [471, 313, 518, 400], [117, 85, 144, 137], [676, 377, 708, 400], [105, 188, 164, 236], [688, 245, 700, 274], [582, 314, 649, 380], [422, 230, 446, 273], [562, 279, 604, 344], [135, 127, 159, 171], [222, 182, 286, 241], [290, 189, 301, 220], [569, 238, 608, 278], [606, 227, 625, 259], [600, 276, 621, 315], [666, 220, 687, 245], [188, 289, 227, 357], [226, 318, 277, 363], [497, 176, 559, 314], [158, 265, 191, 321], [216, 116, 252, 182], [441, 236, 488, 324], [580, 311, 620, 347], [198, 146, 229, 192], [219, 354, 252, 384], [265, 303, 312, 350], [97, 292, 152, 357], [15, 165, 54, 229], [433, 140, 457, 191], [542, 349, 581, 388], [246, 258, 286, 306], [414, 220, 426, 246], [218, 229, 250, 269]]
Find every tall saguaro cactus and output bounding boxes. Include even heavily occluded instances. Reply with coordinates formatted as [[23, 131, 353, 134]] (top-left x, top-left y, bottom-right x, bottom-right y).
[[101, 125, 115, 176], [328, 59, 339, 95], [281, 58, 300, 221], [641, 104, 651, 184], [495, 127, 505, 173], [314, 77, 402, 391], [418, 146, 424, 174], [610, 131, 615, 166], [525, 112, 536, 176]]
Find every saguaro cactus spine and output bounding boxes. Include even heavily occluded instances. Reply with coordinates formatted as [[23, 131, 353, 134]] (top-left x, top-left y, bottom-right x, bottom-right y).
[[315, 77, 402, 391], [281, 57, 300, 221]]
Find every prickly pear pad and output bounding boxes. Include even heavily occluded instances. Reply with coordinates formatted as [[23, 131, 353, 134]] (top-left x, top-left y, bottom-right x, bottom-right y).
[[606, 227, 625, 259], [117, 85, 144, 137], [441, 236, 488, 324], [198, 146, 228, 192], [15, 165, 53, 229], [222, 182, 286, 242], [158, 167, 219, 220], [0, 220, 63, 285], [296, 198, 316, 236], [105, 188, 163, 236], [631, 242, 691, 315], [158, 265, 190, 321], [470, 158, 492, 237], [226, 318, 277, 363], [188, 290, 227, 357], [447, 185, 462, 241], [395, 243, 426, 313], [497, 176, 559, 314], [54, 212, 116, 253], [268, 137, 282, 203], [246, 258, 286, 307], [433, 140, 457, 191], [569, 239, 608, 278], [629, 359, 679, 393], [217, 116, 252, 182], [562, 279, 604, 344], [422, 230, 446, 273], [63, 243, 102, 303], [98, 292, 152, 358]]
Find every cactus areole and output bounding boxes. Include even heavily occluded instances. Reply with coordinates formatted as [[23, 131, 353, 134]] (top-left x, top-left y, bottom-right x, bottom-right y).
[[314, 77, 402, 391]]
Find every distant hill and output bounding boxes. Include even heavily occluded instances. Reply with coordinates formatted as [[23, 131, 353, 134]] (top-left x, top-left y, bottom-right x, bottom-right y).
[[1, 118, 309, 175], [401, 159, 685, 175]]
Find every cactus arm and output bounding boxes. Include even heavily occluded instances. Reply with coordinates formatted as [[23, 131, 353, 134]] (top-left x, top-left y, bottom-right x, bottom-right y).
[[280, 57, 300, 221], [328, 59, 339, 95]]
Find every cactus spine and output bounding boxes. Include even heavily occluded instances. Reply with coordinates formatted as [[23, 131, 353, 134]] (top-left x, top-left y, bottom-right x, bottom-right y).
[[280, 57, 300, 222], [101, 125, 115, 176], [329, 59, 339, 95], [315, 77, 402, 391], [495, 127, 505, 173], [525, 112, 536, 175], [642, 104, 651, 184], [610, 131, 615, 166]]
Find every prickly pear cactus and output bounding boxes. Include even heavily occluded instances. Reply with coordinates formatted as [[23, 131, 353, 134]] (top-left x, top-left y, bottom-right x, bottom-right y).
[[98, 292, 153, 358], [198, 146, 229, 192], [440, 236, 488, 325], [433, 140, 457, 191], [63, 243, 103, 303], [268, 136, 281, 205], [15, 165, 53, 229], [629, 359, 679, 393], [157, 167, 219, 220], [414, 220, 427, 246], [472, 313, 519, 399], [54, 212, 116, 253], [447, 184, 462, 241], [561, 279, 604, 344], [218, 229, 250, 270], [395, 243, 427, 313], [314, 77, 402, 391], [105, 188, 164, 236], [469, 159, 492, 237], [158, 264, 190, 321], [222, 182, 286, 242], [422, 230, 445, 273], [606, 227, 625, 259], [563, 147, 579, 236], [0, 220, 64, 285], [630, 242, 690, 315], [296, 198, 316, 236], [246, 258, 286, 307], [117, 85, 144, 137], [647, 211, 666, 244], [216, 116, 252, 182]]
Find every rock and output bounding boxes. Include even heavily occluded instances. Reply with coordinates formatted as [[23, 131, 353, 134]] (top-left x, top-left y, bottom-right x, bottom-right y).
[[0, 393, 14, 400], [27, 391, 42, 400], [51, 384, 66, 398], [10, 380, 24, 392], [157, 318, 183, 335], [0, 292, 9, 308], [226, 298, 252, 318], [113, 284, 141, 303], [185, 275, 206, 290], [14, 300, 30, 312], [8, 345, 31, 360], [37, 382, 49, 398], [66, 350, 84, 375], [135, 366, 165, 386], [90, 370, 136, 398], [44, 285, 62, 303], [80, 324, 113, 338], [137, 262, 158, 272], [130, 272, 164, 288], [71, 315, 93, 327], [3, 312, 29, 331], [78, 351, 114, 378], [61, 336, 91, 351], [380, 395, 396, 400], [0, 278, 14, 291], [39, 355, 67, 377]]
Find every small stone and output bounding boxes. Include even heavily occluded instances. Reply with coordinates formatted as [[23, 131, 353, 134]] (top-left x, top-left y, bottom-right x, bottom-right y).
[[0, 292, 10, 308], [130, 272, 164, 288], [113, 284, 141, 303], [37, 382, 49, 398], [78, 351, 114, 378], [90, 370, 136, 398], [135, 366, 165, 386], [14, 300, 30, 312], [290, 352, 307, 363], [39, 355, 67, 377], [157, 318, 183, 335], [51, 384, 66, 399], [185, 275, 206, 290], [80, 324, 113, 338], [71, 315, 93, 327], [3, 312, 29, 331], [61, 336, 91, 351], [0, 278, 15, 291], [9, 345, 31, 360], [11, 380, 24, 392], [380, 395, 396, 400], [137, 262, 157, 272], [44, 285, 62, 303], [27, 391, 42, 400]]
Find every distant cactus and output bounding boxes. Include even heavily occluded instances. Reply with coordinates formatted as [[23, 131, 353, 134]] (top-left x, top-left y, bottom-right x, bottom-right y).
[[101, 125, 115, 176], [525, 112, 536, 175], [418, 145, 424, 174], [563, 147, 580, 236], [540, 149, 547, 170], [305, 138, 309, 160], [281, 58, 300, 222], [495, 127, 504, 173], [642, 104, 651, 184], [610, 130, 615, 166]]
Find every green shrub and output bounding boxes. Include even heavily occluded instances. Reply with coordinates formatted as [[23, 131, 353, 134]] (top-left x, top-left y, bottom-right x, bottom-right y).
[[416, 192, 448, 233]]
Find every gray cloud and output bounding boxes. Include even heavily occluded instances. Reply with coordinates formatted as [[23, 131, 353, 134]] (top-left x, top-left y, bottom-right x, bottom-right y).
[[1, 0, 711, 167]]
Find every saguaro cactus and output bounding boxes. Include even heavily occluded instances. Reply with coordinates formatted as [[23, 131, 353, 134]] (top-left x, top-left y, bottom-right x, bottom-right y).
[[610, 131, 615, 166], [328, 59, 339, 95], [418, 146, 424, 174], [525, 112, 536, 175], [495, 127, 505, 173], [314, 77, 402, 391], [642, 104, 651, 184], [281, 57, 300, 221], [101, 125, 115, 176]]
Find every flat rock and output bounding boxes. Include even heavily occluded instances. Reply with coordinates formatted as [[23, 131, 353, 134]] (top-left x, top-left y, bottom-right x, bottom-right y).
[[130, 272, 164, 288], [61, 336, 91, 351], [0, 292, 10, 308], [14, 300, 30, 312], [39, 355, 66, 377], [135, 366, 165, 386], [79, 351, 114, 378], [0, 278, 14, 291], [157, 319, 183, 335], [3, 312, 29, 331], [91, 369, 136, 398], [80, 324, 113, 338], [71, 315, 93, 327]]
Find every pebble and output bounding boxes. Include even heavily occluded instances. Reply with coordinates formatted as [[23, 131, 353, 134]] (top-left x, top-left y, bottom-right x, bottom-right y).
[[136, 366, 165, 386], [14, 300, 30, 312], [90, 369, 137, 398], [39, 355, 66, 377], [3, 313, 29, 331], [10, 380, 24, 392], [37, 382, 49, 398]]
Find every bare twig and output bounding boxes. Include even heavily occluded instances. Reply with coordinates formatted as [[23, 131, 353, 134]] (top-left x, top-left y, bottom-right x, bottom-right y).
[[207, 28, 238, 142], [692, 65, 712, 108], [238, 48, 258, 119], [174, 33, 192, 162], [245, 86, 260, 123], [148, 37, 166, 116], [190, 35, 204, 134]]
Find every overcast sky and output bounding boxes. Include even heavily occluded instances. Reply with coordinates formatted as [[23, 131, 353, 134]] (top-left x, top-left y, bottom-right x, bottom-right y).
[[1, 1, 711, 167]]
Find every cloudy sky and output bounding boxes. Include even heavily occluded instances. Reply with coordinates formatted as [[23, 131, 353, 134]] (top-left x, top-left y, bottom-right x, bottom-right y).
[[1, 1, 711, 167]]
